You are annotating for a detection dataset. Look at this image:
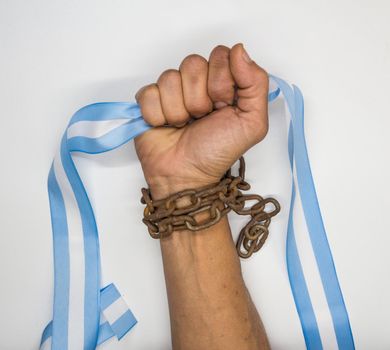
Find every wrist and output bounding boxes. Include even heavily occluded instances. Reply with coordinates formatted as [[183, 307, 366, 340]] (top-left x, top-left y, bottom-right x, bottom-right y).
[[159, 215, 232, 249], [147, 176, 219, 200]]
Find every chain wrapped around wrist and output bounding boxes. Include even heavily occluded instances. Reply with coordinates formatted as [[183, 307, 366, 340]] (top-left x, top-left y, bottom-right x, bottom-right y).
[[140, 157, 281, 258]]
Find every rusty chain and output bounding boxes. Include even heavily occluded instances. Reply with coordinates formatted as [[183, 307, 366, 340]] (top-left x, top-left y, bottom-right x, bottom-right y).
[[140, 157, 281, 258]]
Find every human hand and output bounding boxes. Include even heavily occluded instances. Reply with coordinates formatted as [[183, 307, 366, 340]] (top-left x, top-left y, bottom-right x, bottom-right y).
[[134, 43, 269, 199]]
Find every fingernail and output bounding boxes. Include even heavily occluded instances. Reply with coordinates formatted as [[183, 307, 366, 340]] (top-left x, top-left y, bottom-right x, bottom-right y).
[[214, 101, 228, 109], [241, 44, 252, 63]]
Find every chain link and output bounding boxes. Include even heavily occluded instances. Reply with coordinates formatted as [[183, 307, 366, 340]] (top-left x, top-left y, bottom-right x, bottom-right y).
[[140, 157, 281, 258]]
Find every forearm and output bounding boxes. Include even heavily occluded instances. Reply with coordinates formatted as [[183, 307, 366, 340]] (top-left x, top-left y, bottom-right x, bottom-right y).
[[135, 42, 272, 350], [160, 216, 269, 350]]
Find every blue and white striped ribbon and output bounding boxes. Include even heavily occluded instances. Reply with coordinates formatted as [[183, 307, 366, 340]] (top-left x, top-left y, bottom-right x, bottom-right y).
[[41, 76, 355, 349], [40, 284, 137, 349]]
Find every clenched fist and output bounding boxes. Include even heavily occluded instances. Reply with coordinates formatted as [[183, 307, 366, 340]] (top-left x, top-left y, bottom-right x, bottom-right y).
[[135, 43, 269, 199]]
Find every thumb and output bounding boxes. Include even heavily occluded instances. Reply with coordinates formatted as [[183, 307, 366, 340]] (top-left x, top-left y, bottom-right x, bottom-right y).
[[229, 43, 269, 129]]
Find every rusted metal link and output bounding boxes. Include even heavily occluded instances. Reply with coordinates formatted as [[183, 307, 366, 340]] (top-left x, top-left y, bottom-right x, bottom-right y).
[[140, 156, 281, 258]]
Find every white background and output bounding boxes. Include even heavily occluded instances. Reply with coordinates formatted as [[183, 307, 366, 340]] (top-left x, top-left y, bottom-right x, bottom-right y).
[[0, 0, 389, 349]]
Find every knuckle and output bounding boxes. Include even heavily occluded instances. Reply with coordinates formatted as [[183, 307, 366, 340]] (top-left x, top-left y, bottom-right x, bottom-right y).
[[214, 44, 230, 51], [136, 83, 157, 103], [180, 54, 207, 71], [135, 87, 145, 102], [158, 69, 180, 84], [209, 45, 230, 67]]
